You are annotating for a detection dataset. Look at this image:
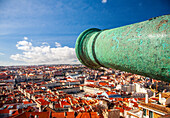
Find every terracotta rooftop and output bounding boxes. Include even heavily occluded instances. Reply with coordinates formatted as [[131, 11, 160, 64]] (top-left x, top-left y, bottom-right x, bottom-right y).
[[14, 112, 50, 118], [23, 100, 33, 104], [0, 109, 9, 114], [115, 107, 124, 113], [76, 112, 99, 118], [35, 98, 49, 106], [66, 112, 75, 118], [52, 112, 65, 118]]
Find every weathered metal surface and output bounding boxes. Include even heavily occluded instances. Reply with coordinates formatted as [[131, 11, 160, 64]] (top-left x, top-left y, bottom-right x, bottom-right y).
[[75, 15, 170, 82]]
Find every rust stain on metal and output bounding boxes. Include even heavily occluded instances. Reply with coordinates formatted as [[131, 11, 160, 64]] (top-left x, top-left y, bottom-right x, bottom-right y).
[[157, 20, 168, 30]]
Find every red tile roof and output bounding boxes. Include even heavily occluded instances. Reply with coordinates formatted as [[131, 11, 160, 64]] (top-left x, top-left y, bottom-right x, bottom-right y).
[[133, 102, 138, 107], [50, 98, 58, 102], [14, 112, 50, 118], [76, 112, 99, 118], [0, 109, 9, 114], [23, 100, 33, 104], [55, 103, 61, 108], [106, 91, 117, 95], [115, 107, 124, 113], [66, 112, 74, 118], [99, 82, 109, 86], [35, 98, 49, 106], [60, 101, 71, 107], [151, 97, 159, 101], [11, 110, 19, 117], [52, 112, 65, 118]]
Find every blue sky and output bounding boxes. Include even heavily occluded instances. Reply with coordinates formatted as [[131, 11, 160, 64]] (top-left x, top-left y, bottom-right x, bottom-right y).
[[0, 0, 169, 66]]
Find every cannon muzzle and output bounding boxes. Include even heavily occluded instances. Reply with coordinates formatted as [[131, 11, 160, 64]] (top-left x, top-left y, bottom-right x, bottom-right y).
[[75, 15, 170, 82]]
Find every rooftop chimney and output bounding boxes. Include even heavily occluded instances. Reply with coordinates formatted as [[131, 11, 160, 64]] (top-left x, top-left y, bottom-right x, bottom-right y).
[[153, 92, 156, 97], [145, 93, 148, 104], [159, 93, 162, 102]]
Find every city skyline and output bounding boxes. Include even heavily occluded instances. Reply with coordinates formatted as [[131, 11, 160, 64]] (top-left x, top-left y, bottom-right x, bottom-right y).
[[0, 0, 170, 66]]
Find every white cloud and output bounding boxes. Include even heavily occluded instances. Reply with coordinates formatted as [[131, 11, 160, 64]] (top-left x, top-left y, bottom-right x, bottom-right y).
[[16, 40, 32, 51], [42, 42, 49, 45], [0, 52, 5, 55], [10, 39, 79, 65], [0, 61, 26, 66], [55, 42, 61, 47], [102, 0, 107, 3], [24, 37, 28, 40]]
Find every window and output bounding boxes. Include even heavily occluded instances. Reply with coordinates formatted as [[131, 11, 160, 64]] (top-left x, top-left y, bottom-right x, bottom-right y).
[[149, 111, 153, 118], [143, 109, 146, 116]]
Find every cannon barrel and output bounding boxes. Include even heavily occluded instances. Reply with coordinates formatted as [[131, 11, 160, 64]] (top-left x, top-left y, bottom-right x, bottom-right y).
[[75, 15, 170, 82]]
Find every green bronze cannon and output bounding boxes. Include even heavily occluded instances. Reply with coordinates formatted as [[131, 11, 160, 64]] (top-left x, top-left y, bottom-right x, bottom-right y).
[[75, 15, 170, 82]]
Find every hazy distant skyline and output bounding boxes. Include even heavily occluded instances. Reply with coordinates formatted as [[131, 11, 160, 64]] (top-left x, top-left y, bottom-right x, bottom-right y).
[[0, 0, 169, 66]]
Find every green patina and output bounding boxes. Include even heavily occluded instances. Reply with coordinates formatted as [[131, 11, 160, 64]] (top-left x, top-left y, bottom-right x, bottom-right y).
[[75, 15, 170, 82], [112, 36, 119, 49]]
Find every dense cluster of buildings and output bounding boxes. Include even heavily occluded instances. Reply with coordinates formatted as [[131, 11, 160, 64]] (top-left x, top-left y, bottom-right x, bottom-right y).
[[0, 65, 169, 118]]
